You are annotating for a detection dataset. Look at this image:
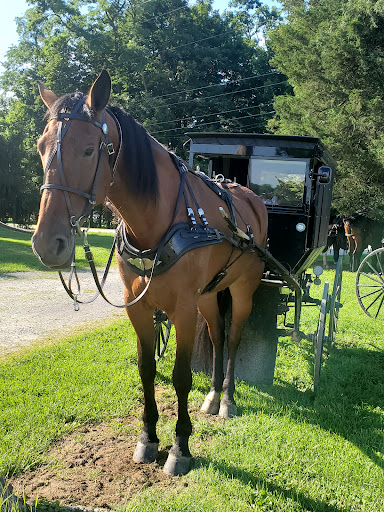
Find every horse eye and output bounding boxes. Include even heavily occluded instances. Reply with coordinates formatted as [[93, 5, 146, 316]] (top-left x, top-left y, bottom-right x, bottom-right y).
[[84, 147, 95, 157]]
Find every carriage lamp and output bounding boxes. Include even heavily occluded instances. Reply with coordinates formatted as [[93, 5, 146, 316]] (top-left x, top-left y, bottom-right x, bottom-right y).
[[313, 265, 323, 285], [296, 222, 306, 232]]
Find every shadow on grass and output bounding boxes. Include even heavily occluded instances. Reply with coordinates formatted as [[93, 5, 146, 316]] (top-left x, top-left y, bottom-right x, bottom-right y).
[[193, 457, 345, 512], [244, 342, 384, 471]]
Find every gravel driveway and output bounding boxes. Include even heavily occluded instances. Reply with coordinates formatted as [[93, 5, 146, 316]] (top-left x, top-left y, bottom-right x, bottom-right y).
[[0, 269, 127, 356]]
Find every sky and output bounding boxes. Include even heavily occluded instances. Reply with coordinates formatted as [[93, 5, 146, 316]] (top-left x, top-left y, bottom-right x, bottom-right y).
[[0, 0, 28, 62], [0, 0, 233, 65]]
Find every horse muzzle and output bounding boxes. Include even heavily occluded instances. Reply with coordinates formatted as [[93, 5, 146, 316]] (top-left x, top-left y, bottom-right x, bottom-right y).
[[32, 230, 75, 269]]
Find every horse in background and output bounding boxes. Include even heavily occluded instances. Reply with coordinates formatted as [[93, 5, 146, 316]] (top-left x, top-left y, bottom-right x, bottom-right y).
[[344, 214, 383, 271], [322, 215, 348, 268]]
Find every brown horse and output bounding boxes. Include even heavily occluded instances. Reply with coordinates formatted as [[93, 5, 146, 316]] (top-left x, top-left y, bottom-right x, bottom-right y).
[[322, 215, 348, 268], [31, 71, 268, 476], [344, 214, 383, 271]]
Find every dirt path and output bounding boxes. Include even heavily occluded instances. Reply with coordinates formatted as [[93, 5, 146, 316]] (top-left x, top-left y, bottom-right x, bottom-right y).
[[0, 270, 127, 357]]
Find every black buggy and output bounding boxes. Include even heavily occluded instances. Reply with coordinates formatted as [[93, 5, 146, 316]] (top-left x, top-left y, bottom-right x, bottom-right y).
[[183, 132, 342, 392]]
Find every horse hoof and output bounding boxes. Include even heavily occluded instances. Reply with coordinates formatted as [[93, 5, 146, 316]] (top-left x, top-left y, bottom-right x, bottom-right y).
[[201, 390, 221, 415], [163, 454, 192, 476], [219, 401, 237, 419], [133, 440, 159, 463]]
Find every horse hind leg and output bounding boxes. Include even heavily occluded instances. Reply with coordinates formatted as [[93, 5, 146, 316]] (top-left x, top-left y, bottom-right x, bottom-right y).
[[219, 282, 254, 419], [198, 293, 225, 415]]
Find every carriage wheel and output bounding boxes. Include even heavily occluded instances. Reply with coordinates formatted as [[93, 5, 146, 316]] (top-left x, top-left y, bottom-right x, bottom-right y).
[[355, 247, 384, 318], [314, 281, 329, 393], [153, 309, 172, 360], [328, 256, 343, 350]]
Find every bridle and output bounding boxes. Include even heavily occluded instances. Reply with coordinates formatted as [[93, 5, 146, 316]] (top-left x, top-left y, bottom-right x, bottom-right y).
[[40, 95, 124, 309], [41, 96, 121, 235], [40, 96, 164, 311]]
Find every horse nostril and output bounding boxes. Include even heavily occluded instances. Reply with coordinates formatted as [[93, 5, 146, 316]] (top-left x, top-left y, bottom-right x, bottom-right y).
[[56, 236, 69, 256]]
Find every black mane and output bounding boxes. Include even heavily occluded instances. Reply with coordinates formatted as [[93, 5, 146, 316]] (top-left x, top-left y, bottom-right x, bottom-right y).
[[109, 106, 158, 202], [46, 94, 159, 202]]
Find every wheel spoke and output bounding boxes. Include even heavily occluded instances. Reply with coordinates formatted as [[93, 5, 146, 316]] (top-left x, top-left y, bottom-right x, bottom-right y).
[[358, 282, 384, 287], [154, 312, 172, 360], [374, 294, 384, 319], [375, 251, 384, 275], [356, 248, 384, 318], [365, 290, 384, 313], [358, 287, 382, 300], [359, 272, 383, 285], [364, 261, 384, 283]]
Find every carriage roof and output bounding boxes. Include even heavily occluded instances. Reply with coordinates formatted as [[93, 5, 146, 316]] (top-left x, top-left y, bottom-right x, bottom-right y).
[[186, 132, 336, 169]]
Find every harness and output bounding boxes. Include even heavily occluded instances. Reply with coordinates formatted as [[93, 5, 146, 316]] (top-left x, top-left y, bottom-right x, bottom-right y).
[[116, 155, 240, 283], [40, 96, 260, 308]]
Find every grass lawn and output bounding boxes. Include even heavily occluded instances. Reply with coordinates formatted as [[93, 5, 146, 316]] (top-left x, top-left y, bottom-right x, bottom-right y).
[[0, 225, 116, 273], [0, 230, 383, 511]]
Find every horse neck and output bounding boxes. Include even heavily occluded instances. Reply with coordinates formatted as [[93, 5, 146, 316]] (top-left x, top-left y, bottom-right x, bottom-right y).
[[109, 139, 180, 250]]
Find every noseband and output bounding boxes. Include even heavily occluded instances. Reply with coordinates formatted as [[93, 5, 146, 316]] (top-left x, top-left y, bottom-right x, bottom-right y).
[[40, 96, 121, 234]]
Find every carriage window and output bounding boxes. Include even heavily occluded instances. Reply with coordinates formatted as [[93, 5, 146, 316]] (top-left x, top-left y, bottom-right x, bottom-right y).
[[249, 158, 308, 206]]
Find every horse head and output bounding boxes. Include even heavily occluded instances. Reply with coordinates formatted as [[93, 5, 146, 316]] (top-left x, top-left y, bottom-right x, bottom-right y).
[[32, 70, 117, 268]]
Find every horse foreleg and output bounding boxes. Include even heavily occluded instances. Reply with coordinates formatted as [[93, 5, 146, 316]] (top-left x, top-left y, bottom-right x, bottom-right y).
[[198, 294, 225, 415], [127, 305, 159, 465], [351, 240, 362, 272], [333, 245, 340, 263], [163, 307, 197, 476], [220, 284, 253, 419]]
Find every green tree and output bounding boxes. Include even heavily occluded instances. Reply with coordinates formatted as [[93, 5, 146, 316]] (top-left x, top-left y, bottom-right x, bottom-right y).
[[0, 0, 281, 221], [268, 0, 384, 220]]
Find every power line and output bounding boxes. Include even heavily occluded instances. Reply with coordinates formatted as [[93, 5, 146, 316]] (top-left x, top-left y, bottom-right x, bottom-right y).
[[156, 80, 288, 109], [152, 71, 281, 99], [166, 28, 238, 51], [151, 110, 276, 134], [147, 102, 273, 127], [147, 4, 189, 20]]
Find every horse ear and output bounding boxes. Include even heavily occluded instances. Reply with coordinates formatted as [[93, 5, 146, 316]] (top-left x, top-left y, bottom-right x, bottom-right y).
[[86, 70, 111, 113], [37, 82, 58, 109]]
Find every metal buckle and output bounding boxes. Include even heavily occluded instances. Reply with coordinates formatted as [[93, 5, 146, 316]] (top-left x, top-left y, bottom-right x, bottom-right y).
[[107, 143, 115, 155]]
